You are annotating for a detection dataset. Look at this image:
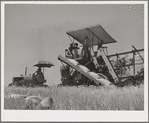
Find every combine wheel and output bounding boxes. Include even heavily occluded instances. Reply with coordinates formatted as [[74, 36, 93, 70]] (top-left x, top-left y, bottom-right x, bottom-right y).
[[57, 84, 63, 87], [8, 83, 14, 87], [42, 84, 49, 88], [61, 77, 68, 86]]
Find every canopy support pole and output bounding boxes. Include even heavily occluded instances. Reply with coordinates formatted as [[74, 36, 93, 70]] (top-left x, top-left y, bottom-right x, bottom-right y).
[[68, 35, 73, 43], [43, 67, 44, 76]]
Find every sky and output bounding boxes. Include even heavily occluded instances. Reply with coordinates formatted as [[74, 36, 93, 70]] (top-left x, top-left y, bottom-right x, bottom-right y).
[[4, 3, 144, 86]]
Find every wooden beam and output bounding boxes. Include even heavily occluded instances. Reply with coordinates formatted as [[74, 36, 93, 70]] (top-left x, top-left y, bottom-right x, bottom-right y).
[[108, 49, 144, 57], [133, 51, 135, 75], [132, 45, 144, 62], [114, 62, 144, 71], [99, 48, 119, 83], [119, 76, 129, 79]]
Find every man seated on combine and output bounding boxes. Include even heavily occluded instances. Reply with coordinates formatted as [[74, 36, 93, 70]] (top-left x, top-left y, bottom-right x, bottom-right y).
[[80, 36, 93, 66], [72, 43, 79, 59], [68, 43, 79, 59], [65, 49, 72, 58], [68, 43, 74, 57]]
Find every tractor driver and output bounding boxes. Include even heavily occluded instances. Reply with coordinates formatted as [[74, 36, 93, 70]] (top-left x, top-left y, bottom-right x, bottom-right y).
[[34, 67, 44, 83]]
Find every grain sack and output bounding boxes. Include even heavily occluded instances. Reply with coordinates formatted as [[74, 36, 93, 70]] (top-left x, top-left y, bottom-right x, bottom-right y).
[[25, 96, 42, 109], [9, 94, 27, 99], [77, 65, 90, 73], [36, 103, 43, 110], [88, 72, 100, 79], [37, 97, 53, 110], [96, 78, 111, 87], [25, 96, 42, 102], [68, 59, 79, 66]]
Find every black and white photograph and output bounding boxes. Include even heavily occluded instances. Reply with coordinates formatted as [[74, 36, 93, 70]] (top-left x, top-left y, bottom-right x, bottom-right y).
[[1, 1, 148, 122]]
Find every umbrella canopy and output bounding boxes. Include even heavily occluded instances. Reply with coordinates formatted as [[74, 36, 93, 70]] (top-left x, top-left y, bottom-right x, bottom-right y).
[[33, 61, 54, 68]]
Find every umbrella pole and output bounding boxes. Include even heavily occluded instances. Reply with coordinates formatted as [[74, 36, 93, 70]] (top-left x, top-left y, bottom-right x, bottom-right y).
[[43, 67, 44, 76]]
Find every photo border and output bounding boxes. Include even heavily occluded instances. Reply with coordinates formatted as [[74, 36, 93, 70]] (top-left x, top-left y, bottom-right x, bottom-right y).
[[1, 1, 148, 122]]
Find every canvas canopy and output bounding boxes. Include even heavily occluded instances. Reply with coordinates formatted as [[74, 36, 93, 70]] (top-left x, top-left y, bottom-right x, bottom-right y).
[[66, 25, 117, 47]]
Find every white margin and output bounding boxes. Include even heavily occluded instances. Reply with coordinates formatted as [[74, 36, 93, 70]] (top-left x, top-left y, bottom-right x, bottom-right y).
[[1, 1, 148, 4], [144, 1, 148, 118], [1, 2, 5, 121], [1, 1, 148, 122]]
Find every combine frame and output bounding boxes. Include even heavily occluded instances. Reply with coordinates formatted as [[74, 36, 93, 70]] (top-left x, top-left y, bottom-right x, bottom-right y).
[[98, 48, 119, 83], [107, 47, 144, 81]]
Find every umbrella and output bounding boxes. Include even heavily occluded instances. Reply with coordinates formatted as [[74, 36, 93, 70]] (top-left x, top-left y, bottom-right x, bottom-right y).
[[34, 61, 54, 68], [33, 61, 54, 75]]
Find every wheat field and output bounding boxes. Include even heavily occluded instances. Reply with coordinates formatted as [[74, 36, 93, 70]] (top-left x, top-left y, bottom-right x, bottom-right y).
[[4, 85, 144, 110]]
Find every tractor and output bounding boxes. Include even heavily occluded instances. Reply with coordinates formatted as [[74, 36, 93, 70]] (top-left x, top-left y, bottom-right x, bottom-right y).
[[8, 61, 54, 87]]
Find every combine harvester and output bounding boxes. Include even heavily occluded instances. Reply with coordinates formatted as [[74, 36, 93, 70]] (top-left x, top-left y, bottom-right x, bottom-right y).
[[58, 24, 144, 87]]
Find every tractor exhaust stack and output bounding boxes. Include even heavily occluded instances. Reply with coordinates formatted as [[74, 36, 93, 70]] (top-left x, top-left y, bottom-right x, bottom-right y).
[[25, 67, 27, 75]]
